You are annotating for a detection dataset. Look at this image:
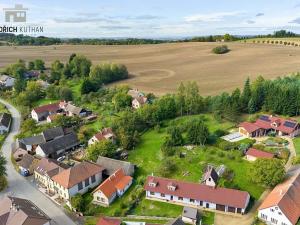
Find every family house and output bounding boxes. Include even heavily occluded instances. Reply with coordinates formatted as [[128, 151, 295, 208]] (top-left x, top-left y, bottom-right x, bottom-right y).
[[258, 173, 300, 225], [0, 196, 51, 225], [93, 168, 133, 206], [0, 75, 15, 88], [13, 148, 28, 161], [51, 161, 104, 201], [245, 148, 274, 161], [17, 153, 39, 176], [132, 96, 148, 109], [0, 112, 11, 134], [201, 165, 219, 187], [31, 102, 61, 122], [144, 176, 250, 214], [96, 217, 121, 225], [239, 115, 300, 138], [36, 132, 79, 159], [34, 158, 68, 193], [96, 156, 135, 176], [59, 101, 91, 117], [88, 128, 116, 146]]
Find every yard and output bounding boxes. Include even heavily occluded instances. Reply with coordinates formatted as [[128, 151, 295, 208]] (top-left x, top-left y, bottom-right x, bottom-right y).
[[293, 137, 300, 155]]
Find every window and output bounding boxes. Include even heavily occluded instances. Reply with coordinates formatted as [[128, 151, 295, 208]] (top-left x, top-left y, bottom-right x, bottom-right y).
[[271, 218, 278, 224], [190, 199, 195, 203], [78, 182, 83, 191], [260, 213, 267, 220], [178, 197, 183, 201], [161, 193, 165, 197], [91, 175, 96, 183], [200, 201, 203, 206], [271, 208, 274, 212], [85, 178, 90, 187], [150, 192, 155, 195], [278, 212, 282, 215]]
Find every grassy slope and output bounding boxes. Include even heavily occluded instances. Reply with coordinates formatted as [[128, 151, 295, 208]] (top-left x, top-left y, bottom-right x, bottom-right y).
[[293, 138, 300, 155]]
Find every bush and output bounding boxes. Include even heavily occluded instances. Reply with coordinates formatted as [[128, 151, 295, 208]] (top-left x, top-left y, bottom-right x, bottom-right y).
[[212, 45, 230, 54], [292, 156, 300, 165], [0, 176, 7, 192]]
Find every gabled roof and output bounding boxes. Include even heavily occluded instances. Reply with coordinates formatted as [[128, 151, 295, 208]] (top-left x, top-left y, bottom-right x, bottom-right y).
[[42, 126, 64, 141], [246, 148, 274, 159], [34, 158, 67, 178], [38, 132, 79, 156], [93, 168, 132, 198], [18, 135, 45, 146], [127, 89, 144, 98], [96, 156, 135, 176], [0, 113, 11, 128], [202, 166, 219, 184], [133, 96, 147, 105], [96, 217, 121, 225], [145, 176, 250, 209], [259, 173, 300, 225], [17, 154, 36, 170], [165, 217, 185, 225], [65, 103, 84, 115], [32, 102, 60, 114], [94, 127, 115, 141], [52, 161, 104, 189], [0, 75, 14, 82], [239, 122, 260, 133], [182, 206, 198, 220], [0, 196, 50, 225]]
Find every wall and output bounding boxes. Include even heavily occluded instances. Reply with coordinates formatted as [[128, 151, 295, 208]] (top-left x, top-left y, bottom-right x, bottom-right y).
[[258, 207, 292, 225]]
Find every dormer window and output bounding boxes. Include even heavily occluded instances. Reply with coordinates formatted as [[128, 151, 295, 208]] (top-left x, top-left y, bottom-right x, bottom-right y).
[[167, 182, 177, 191], [149, 182, 157, 187]]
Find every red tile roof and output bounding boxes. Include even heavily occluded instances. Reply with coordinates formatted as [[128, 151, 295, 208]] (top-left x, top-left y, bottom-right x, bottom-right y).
[[94, 128, 115, 141], [259, 173, 300, 224], [144, 176, 250, 209], [245, 148, 274, 159], [33, 102, 60, 114], [93, 168, 132, 198], [52, 161, 104, 189], [96, 217, 121, 225], [239, 122, 260, 133]]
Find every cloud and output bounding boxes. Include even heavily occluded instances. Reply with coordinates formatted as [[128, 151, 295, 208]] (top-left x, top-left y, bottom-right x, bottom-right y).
[[246, 20, 255, 24], [133, 15, 162, 20], [184, 11, 243, 22], [289, 17, 300, 24], [53, 17, 118, 24], [256, 13, 264, 17], [77, 12, 100, 17], [294, 3, 300, 8], [98, 25, 131, 30]]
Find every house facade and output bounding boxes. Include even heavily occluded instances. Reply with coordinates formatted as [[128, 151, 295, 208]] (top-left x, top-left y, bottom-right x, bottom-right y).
[[239, 115, 300, 138], [31, 102, 61, 122], [144, 176, 250, 214], [132, 97, 148, 109], [93, 168, 133, 206], [88, 127, 116, 146], [51, 161, 104, 201], [258, 173, 300, 225]]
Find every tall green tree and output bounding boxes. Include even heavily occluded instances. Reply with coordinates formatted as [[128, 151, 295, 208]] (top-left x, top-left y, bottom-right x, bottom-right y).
[[187, 119, 209, 145]]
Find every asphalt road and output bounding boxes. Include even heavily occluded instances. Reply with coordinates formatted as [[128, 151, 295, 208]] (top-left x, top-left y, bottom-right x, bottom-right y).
[[0, 98, 77, 225]]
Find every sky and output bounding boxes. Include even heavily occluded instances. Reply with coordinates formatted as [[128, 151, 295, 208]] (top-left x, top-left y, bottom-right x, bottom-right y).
[[2, 0, 300, 38]]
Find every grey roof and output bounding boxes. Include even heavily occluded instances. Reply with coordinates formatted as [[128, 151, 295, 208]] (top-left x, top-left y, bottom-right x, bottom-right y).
[[96, 156, 135, 176], [0, 75, 14, 82], [42, 126, 64, 141], [19, 135, 45, 146], [17, 154, 35, 169], [166, 217, 185, 225], [182, 206, 198, 220], [0, 196, 50, 225], [38, 132, 79, 156], [65, 104, 84, 115], [202, 166, 219, 184], [0, 113, 11, 128], [35, 158, 68, 178]]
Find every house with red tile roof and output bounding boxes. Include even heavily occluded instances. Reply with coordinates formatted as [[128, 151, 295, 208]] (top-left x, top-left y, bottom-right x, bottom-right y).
[[31, 102, 61, 122], [258, 173, 300, 225], [96, 217, 121, 225], [51, 161, 104, 201], [88, 128, 116, 146], [239, 115, 300, 138], [144, 176, 250, 214], [245, 148, 275, 161], [92, 168, 133, 206]]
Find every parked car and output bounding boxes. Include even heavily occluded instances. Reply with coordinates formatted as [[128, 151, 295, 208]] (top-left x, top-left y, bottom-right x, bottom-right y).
[[57, 156, 66, 162]]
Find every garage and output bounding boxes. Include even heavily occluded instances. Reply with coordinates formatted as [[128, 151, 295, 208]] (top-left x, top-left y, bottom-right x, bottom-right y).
[[216, 204, 226, 211], [237, 208, 242, 214], [228, 206, 236, 213]]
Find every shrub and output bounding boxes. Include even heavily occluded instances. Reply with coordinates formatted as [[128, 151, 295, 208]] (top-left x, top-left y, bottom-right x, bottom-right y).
[[212, 45, 230, 54], [292, 156, 300, 165], [0, 176, 7, 192]]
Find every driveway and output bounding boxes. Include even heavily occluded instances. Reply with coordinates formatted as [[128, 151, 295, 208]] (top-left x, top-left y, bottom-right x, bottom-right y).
[[0, 98, 77, 225]]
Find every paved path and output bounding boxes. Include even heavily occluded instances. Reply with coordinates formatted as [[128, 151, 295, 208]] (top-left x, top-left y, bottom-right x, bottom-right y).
[[0, 98, 77, 225]]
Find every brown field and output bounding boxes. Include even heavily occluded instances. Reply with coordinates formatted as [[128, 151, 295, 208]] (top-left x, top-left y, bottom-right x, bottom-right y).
[[1, 42, 300, 95]]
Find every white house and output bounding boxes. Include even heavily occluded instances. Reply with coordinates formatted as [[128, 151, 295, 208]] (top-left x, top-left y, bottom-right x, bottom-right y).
[[88, 128, 116, 146], [258, 173, 300, 225], [201, 165, 219, 187], [0, 113, 11, 134], [0, 75, 15, 88], [51, 161, 104, 202], [93, 168, 133, 206], [144, 176, 250, 214], [132, 96, 147, 109], [31, 102, 60, 122]]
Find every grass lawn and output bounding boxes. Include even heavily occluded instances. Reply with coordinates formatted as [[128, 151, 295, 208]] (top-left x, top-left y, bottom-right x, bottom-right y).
[[293, 137, 300, 155]]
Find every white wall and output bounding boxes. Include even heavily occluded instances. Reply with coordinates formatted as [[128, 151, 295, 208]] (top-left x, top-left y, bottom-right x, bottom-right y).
[[258, 207, 292, 225], [246, 155, 257, 162], [31, 110, 39, 122], [36, 146, 46, 157]]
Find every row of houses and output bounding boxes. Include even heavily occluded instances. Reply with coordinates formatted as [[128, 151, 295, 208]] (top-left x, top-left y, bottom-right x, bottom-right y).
[[33, 156, 134, 207], [31, 100, 92, 122]]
